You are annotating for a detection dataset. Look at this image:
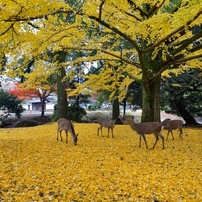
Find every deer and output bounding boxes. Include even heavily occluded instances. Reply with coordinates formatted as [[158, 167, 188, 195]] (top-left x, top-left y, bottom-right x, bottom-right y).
[[161, 118, 183, 140], [118, 115, 135, 124], [124, 117, 164, 149], [57, 118, 78, 145], [97, 118, 116, 138]]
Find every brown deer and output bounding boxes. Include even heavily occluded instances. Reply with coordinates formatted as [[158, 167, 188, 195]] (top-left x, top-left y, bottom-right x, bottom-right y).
[[57, 118, 78, 145], [161, 118, 183, 140], [125, 117, 164, 149], [118, 115, 135, 124], [97, 118, 116, 138]]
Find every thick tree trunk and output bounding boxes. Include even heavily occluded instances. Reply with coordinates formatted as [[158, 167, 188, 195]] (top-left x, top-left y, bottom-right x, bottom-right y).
[[141, 76, 161, 122], [175, 99, 198, 125], [57, 67, 68, 119], [112, 98, 121, 124]]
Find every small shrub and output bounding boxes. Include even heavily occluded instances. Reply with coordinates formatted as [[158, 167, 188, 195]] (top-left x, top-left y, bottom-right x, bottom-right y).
[[52, 104, 87, 122]]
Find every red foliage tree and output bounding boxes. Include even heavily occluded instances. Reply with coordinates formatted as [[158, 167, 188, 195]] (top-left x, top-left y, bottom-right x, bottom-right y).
[[9, 83, 55, 117], [9, 83, 39, 100]]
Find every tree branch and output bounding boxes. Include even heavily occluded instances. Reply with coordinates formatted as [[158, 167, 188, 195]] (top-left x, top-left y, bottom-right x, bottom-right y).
[[87, 15, 141, 54], [99, 0, 105, 20], [0, 23, 14, 36], [156, 53, 202, 79], [143, 10, 202, 53], [148, 0, 165, 17], [171, 29, 202, 56]]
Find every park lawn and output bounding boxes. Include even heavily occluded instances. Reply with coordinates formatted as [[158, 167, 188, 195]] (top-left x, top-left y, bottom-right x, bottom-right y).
[[0, 122, 202, 202]]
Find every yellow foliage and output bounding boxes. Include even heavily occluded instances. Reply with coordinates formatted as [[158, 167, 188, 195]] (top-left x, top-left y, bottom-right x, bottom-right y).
[[162, 68, 185, 78], [1, 0, 202, 111], [0, 123, 202, 201]]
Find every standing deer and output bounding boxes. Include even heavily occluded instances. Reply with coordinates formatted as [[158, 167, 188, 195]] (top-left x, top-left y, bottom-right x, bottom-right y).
[[161, 118, 183, 140], [125, 117, 164, 149], [118, 115, 135, 124], [57, 118, 78, 145], [97, 118, 116, 138]]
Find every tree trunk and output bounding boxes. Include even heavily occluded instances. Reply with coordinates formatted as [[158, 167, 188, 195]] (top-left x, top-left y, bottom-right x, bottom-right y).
[[175, 99, 198, 125], [141, 76, 161, 122], [37, 90, 46, 117], [112, 98, 121, 124], [40, 97, 45, 117], [122, 98, 127, 116], [75, 95, 80, 120], [57, 67, 68, 119]]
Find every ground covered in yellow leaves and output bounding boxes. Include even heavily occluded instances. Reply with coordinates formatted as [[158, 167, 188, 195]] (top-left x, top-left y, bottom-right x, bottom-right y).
[[0, 122, 202, 202]]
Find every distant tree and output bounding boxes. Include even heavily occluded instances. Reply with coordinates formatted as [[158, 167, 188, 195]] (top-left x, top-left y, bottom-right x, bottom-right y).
[[9, 82, 55, 117], [0, 90, 25, 121], [120, 81, 142, 115], [52, 103, 87, 122], [9, 83, 38, 100], [161, 68, 202, 125]]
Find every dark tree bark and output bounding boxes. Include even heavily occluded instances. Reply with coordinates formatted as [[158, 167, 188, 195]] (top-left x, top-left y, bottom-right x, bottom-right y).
[[142, 75, 161, 122], [112, 98, 121, 124], [122, 98, 127, 116], [75, 95, 80, 120], [39, 90, 52, 117], [175, 99, 198, 125], [40, 96, 46, 117], [57, 67, 68, 119]]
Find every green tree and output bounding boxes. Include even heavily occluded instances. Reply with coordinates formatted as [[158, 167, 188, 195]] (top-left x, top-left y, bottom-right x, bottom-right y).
[[161, 68, 202, 125], [0, 90, 25, 120]]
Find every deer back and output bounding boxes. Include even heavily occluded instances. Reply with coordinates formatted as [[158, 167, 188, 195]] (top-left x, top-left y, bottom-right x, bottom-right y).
[[162, 119, 183, 130], [135, 122, 162, 134], [118, 115, 135, 124], [98, 118, 116, 128], [161, 118, 171, 126], [57, 118, 76, 133], [57, 118, 78, 145], [125, 117, 162, 134]]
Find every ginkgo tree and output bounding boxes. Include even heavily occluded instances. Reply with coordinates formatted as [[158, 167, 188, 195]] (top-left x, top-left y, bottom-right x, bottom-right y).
[[1, 0, 202, 121], [70, 0, 202, 122]]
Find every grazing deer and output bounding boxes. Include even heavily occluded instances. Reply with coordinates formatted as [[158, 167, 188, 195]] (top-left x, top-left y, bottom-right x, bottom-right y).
[[97, 118, 116, 138], [161, 118, 183, 140], [125, 117, 164, 149], [118, 115, 135, 124], [57, 118, 78, 145]]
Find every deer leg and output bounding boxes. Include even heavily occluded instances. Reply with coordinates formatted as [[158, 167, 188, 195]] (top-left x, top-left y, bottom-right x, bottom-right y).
[[57, 129, 59, 141], [179, 128, 183, 139], [97, 127, 100, 136], [65, 131, 68, 143], [158, 133, 165, 149], [100, 126, 104, 137], [107, 127, 110, 138], [166, 131, 170, 140], [111, 128, 114, 138], [141, 134, 148, 149], [152, 134, 159, 149], [171, 131, 174, 140], [138, 135, 142, 148], [59, 130, 63, 141]]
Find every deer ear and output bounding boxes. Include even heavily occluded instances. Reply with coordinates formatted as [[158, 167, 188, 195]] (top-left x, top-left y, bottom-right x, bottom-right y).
[[77, 133, 79, 137]]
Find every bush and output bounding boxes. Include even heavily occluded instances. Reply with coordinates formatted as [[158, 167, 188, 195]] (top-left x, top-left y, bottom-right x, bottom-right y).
[[0, 90, 25, 124], [52, 104, 87, 122]]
